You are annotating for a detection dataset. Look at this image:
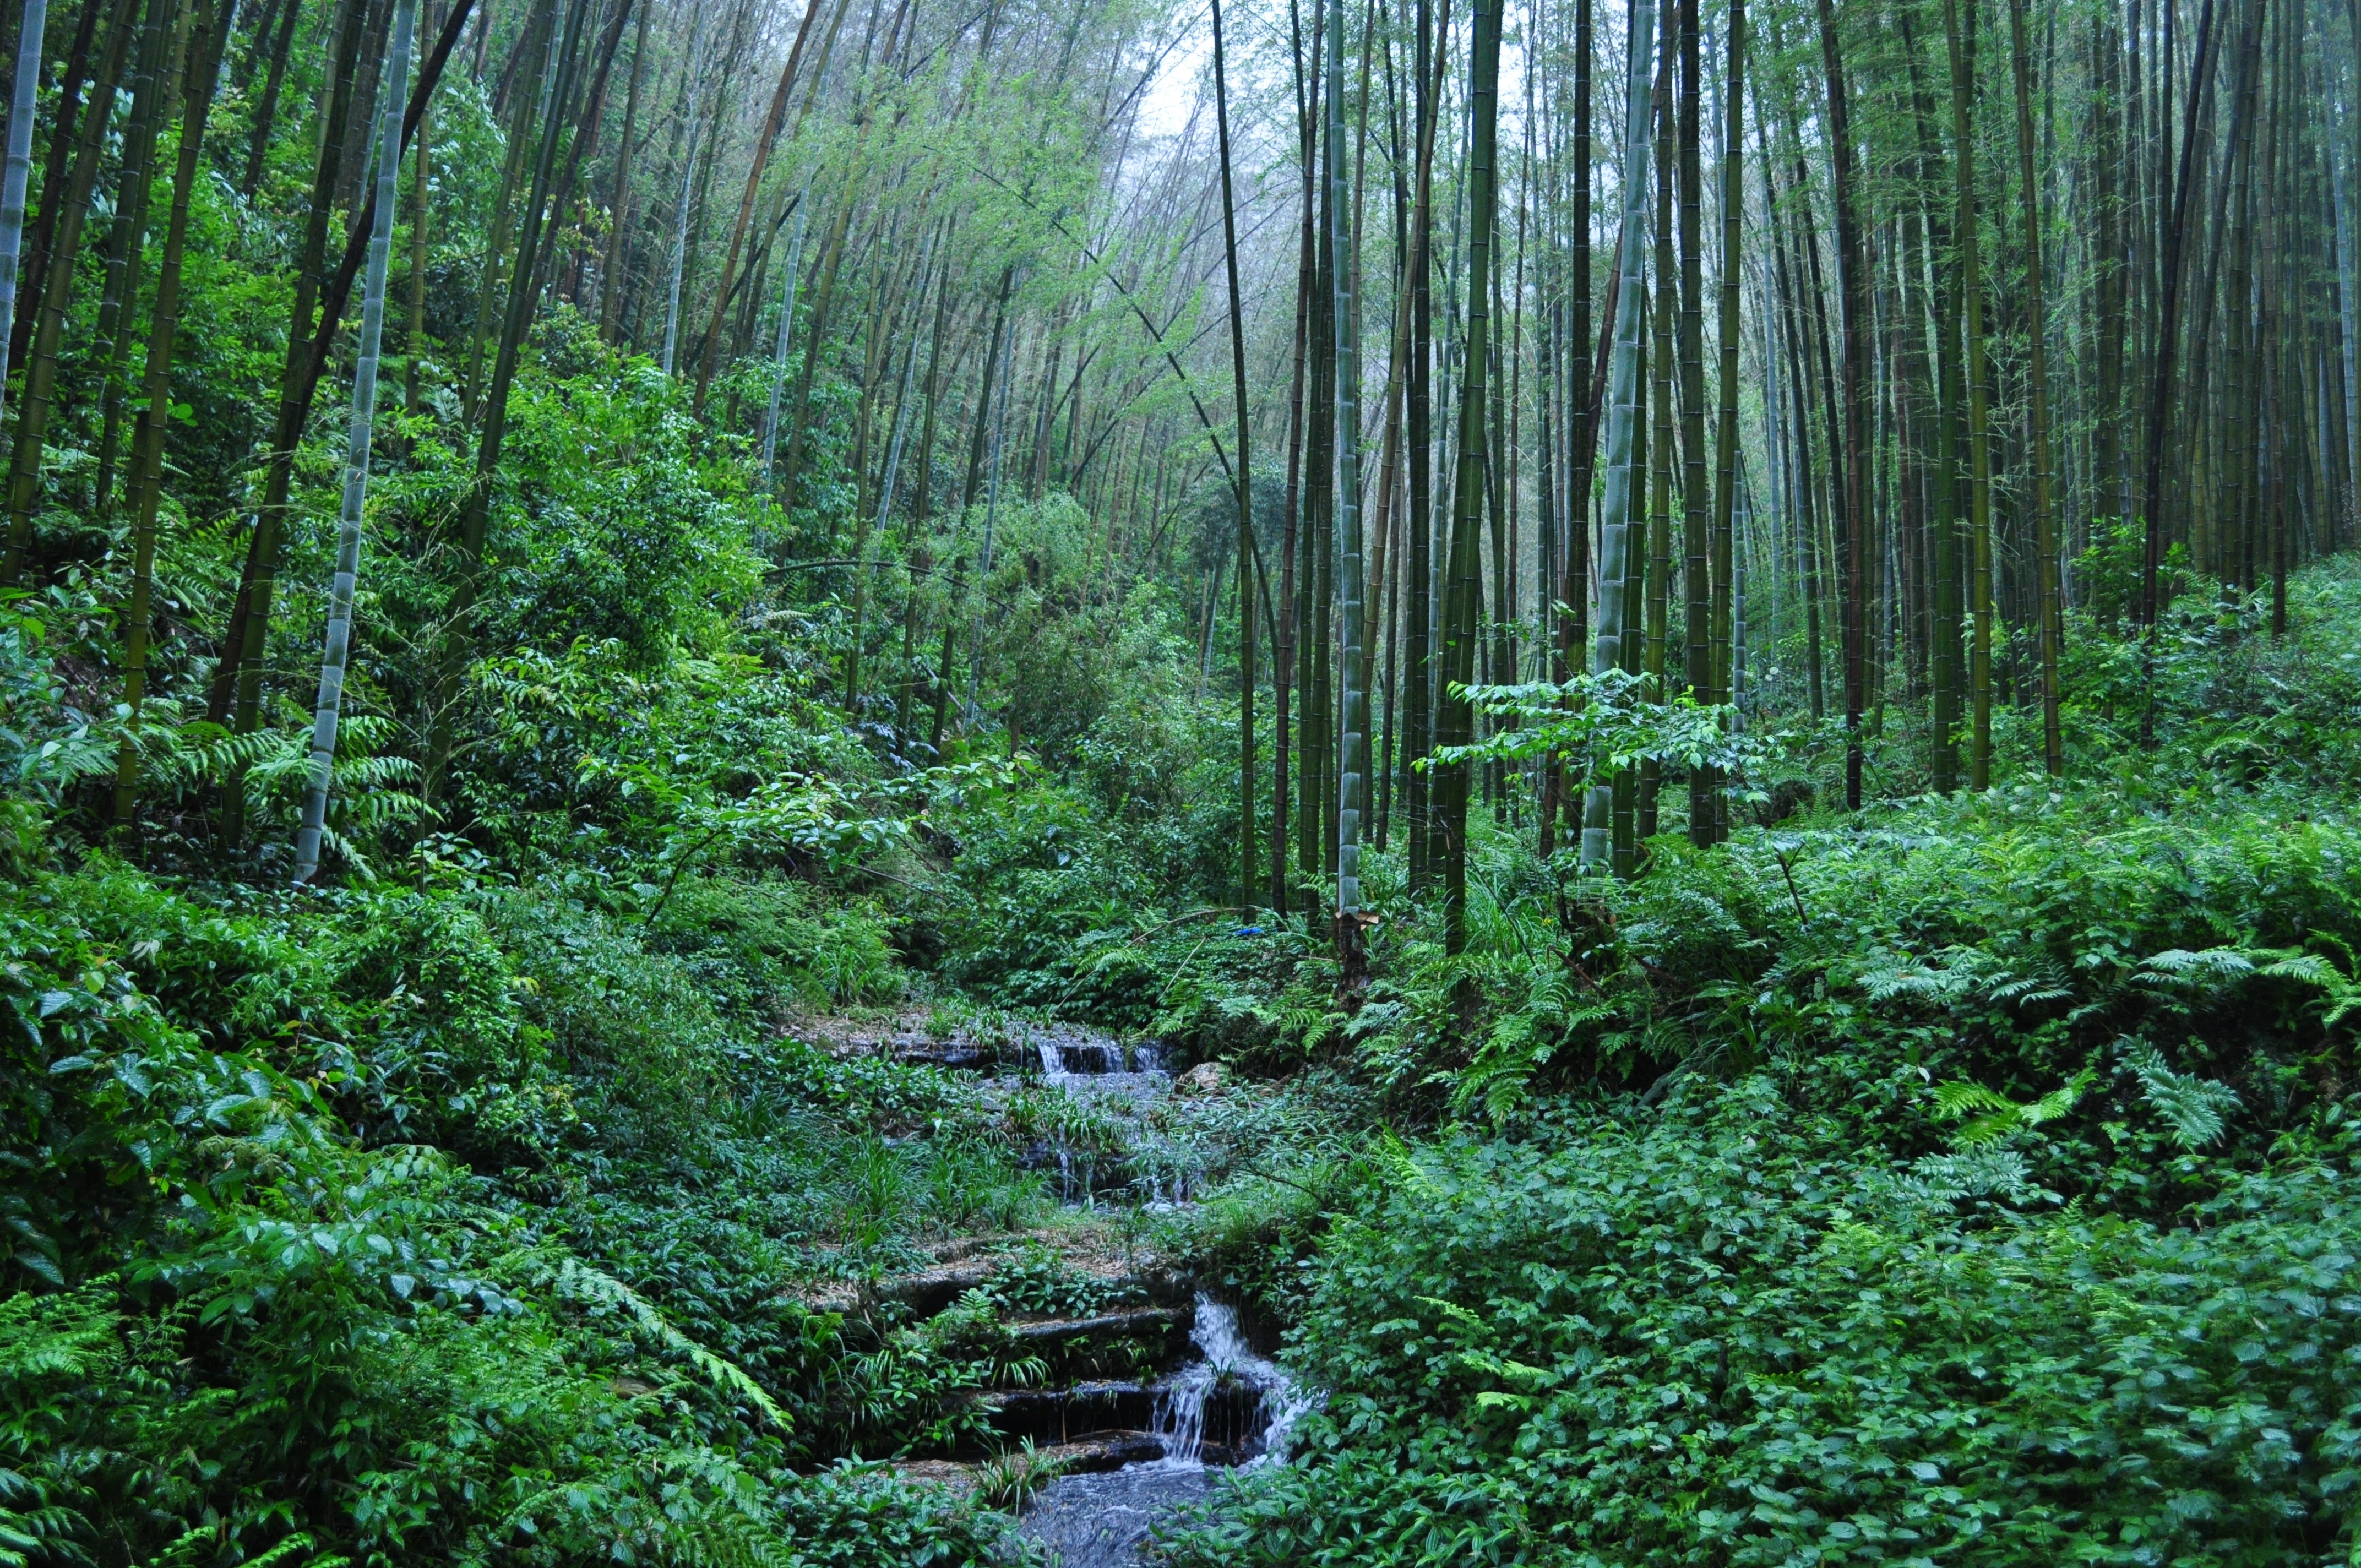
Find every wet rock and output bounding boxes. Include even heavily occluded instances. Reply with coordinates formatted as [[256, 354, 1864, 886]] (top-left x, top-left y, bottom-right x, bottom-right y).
[[1006, 1308, 1178, 1344], [1174, 1062, 1226, 1095], [868, 1261, 998, 1318]]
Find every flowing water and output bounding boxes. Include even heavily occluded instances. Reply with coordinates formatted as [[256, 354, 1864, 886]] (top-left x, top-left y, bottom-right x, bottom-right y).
[[1016, 1295, 1312, 1567], [1024, 1026, 1176, 1202], [1004, 1027, 1315, 1564]]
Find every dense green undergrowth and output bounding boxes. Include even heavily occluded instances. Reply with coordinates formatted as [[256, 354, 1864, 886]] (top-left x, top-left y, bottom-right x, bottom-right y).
[[13, 351, 2361, 1568], [1143, 564, 2361, 1563]]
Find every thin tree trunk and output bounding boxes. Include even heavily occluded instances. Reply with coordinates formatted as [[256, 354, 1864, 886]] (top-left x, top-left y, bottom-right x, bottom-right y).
[[407, 18, 431, 416], [1298, 0, 1331, 895], [1708, 0, 1740, 841], [1274, 119, 1308, 908], [216, 0, 469, 741], [295, 0, 417, 880], [0, 0, 136, 585], [1214, 0, 1256, 913], [780, 174, 856, 509], [112, 0, 226, 826], [1547, 0, 1591, 854], [1678, 0, 1707, 843], [0, 0, 53, 419], [529, 0, 634, 304], [598, 0, 648, 339], [1640, 22, 1671, 841], [1819, 0, 1870, 808], [844, 224, 931, 707], [2135, 0, 2219, 733], [214, 0, 384, 823], [756, 203, 807, 514], [689, 0, 826, 409], [15, 0, 105, 377], [1403, 0, 1444, 890], [1327, 0, 1365, 960], [463, 0, 551, 413], [2008, 0, 2059, 776], [1900, 21, 1960, 784], [240, 0, 301, 193], [87, 0, 178, 520], [1437, 0, 1500, 944], [657, 0, 711, 372], [960, 308, 1014, 727], [1765, 143, 1824, 724], [2091, 9, 2126, 530]]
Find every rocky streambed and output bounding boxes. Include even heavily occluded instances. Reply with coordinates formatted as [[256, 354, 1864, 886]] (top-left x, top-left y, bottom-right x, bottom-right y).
[[805, 1011, 1308, 1565]]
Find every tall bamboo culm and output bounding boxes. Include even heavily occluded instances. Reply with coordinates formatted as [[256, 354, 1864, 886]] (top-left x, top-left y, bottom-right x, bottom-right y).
[[1581, 0, 1656, 877], [294, 0, 419, 880]]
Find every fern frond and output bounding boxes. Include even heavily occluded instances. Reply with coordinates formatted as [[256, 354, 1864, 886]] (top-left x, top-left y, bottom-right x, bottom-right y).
[[2121, 1039, 2239, 1150], [1932, 1071, 2090, 1149], [2134, 947, 2260, 991], [1908, 1146, 2038, 1202], [2023, 1070, 2097, 1128], [1930, 1082, 2018, 1123], [0, 1291, 117, 1384], [551, 1260, 791, 1432]]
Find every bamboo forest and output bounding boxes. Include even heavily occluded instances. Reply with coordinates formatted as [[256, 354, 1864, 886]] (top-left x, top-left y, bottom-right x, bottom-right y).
[[11, 0, 2361, 1550]]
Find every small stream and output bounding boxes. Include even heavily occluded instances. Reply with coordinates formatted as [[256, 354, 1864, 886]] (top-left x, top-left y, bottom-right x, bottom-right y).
[[1018, 1295, 1309, 1567], [1002, 1025, 1311, 1565], [1023, 1030, 1178, 1204]]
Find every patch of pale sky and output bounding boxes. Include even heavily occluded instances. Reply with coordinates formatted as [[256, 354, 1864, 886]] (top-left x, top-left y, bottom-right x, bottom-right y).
[[1130, 1, 1544, 150]]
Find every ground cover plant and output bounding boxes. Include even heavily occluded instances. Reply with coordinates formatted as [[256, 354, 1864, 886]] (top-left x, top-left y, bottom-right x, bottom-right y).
[[1, 0, 2358, 1558]]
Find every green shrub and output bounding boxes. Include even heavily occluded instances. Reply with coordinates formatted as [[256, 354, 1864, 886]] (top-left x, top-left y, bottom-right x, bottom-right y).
[[489, 890, 728, 1152], [1163, 1078, 2361, 1567]]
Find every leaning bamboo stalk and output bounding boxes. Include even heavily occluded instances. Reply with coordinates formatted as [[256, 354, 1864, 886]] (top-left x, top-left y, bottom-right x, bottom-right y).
[[0, 0, 53, 428], [295, 0, 419, 880], [13, 0, 98, 373], [88, 0, 177, 520], [689, 0, 826, 410], [597, 0, 648, 340], [215, 0, 471, 810], [422, 0, 589, 805]]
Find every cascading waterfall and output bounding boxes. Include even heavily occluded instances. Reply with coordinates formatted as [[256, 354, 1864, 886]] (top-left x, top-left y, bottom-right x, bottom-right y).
[[1033, 1030, 1156, 1080], [1019, 1295, 1317, 1566], [1015, 1035, 1309, 1564], [1025, 1028, 1176, 1202], [1149, 1360, 1212, 1464], [1149, 1295, 1312, 1468]]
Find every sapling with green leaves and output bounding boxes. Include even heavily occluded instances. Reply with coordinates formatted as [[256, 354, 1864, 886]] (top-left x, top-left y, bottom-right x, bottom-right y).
[[1434, 668, 1757, 812]]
